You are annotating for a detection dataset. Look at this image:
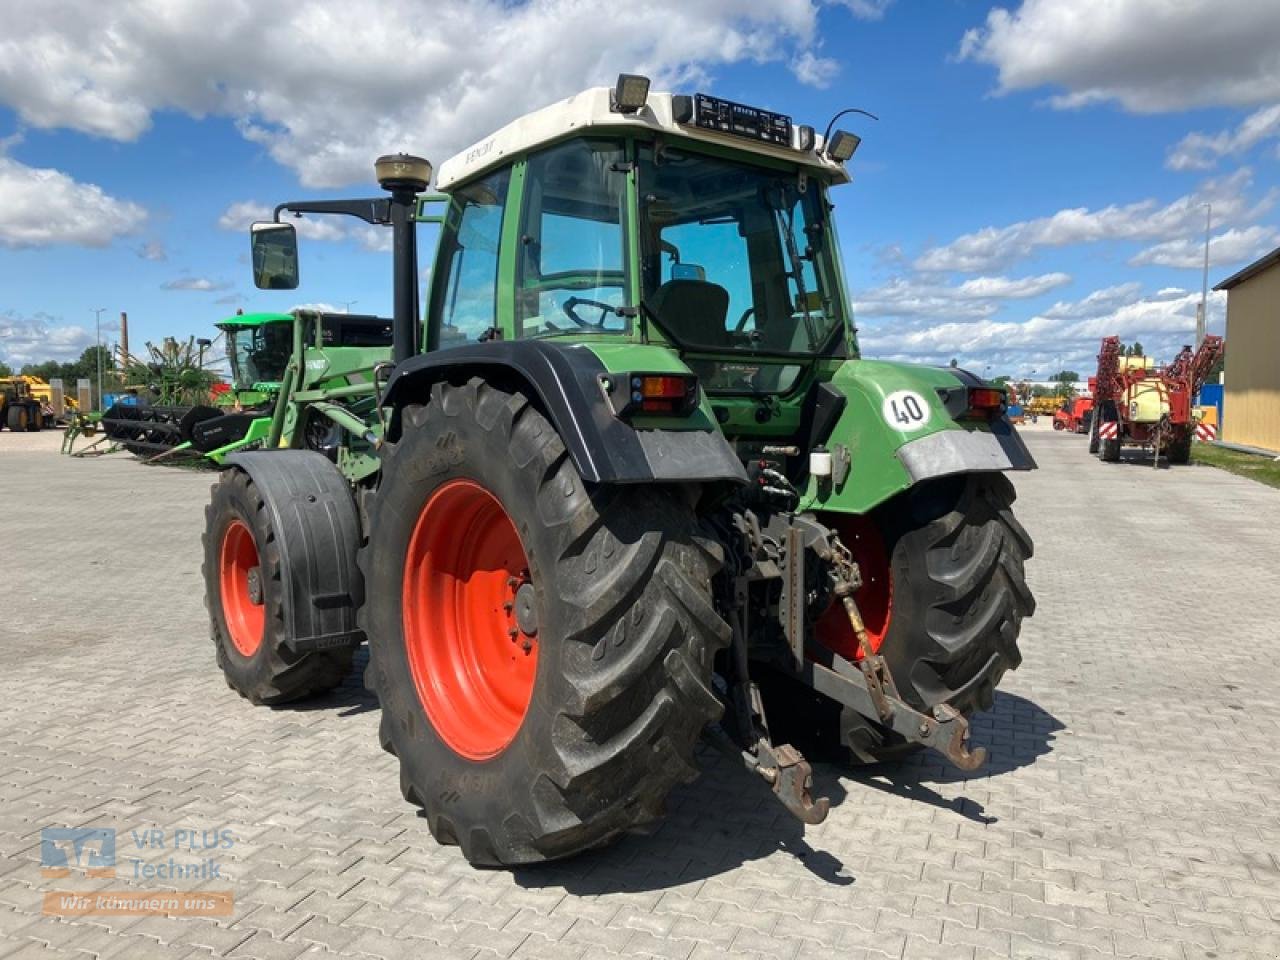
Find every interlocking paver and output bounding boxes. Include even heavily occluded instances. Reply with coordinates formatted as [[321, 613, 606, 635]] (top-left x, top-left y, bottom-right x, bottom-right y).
[[4, 426, 1280, 960]]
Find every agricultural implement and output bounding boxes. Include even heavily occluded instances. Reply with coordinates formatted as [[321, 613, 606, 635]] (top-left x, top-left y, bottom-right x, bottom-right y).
[[202, 77, 1036, 865], [1089, 335, 1225, 465]]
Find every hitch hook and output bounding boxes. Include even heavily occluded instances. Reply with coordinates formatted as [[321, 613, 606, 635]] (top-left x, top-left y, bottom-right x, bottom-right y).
[[760, 743, 830, 825]]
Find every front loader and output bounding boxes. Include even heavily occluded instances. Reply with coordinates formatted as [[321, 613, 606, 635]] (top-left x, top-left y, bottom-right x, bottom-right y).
[[202, 77, 1036, 865]]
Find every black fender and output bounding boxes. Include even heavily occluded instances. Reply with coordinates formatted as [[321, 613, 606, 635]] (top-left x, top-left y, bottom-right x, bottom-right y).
[[223, 450, 363, 652], [380, 340, 747, 485]]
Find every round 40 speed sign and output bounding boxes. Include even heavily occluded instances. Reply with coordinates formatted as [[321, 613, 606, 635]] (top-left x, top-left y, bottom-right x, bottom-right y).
[[881, 390, 931, 431]]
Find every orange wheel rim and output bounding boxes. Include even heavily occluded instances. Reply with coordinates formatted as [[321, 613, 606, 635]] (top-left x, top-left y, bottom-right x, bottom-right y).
[[402, 480, 538, 761], [816, 514, 892, 661], [219, 519, 265, 657]]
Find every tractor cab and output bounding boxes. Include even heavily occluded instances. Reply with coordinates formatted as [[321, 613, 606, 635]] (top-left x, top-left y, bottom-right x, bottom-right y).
[[218, 313, 294, 397], [427, 84, 858, 427]]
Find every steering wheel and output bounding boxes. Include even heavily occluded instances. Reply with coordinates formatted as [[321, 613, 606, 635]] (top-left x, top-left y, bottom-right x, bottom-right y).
[[561, 296, 618, 329], [734, 307, 755, 332]]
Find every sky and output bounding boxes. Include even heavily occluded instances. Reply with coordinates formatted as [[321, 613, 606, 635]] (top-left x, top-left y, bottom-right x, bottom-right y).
[[1, 0, 1278, 380]]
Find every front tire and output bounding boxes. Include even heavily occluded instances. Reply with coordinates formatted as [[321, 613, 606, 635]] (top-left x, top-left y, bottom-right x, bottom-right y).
[[202, 469, 356, 703], [361, 379, 729, 865], [760, 473, 1034, 765]]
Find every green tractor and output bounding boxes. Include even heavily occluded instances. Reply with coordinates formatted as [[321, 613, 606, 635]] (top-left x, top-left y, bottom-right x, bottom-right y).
[[94, 311, 395, 462], [192, 310, 396, 466], [203, 76, 1036, 865]]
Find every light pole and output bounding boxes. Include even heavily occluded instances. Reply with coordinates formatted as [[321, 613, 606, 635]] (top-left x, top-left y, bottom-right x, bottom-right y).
[[1197, 202, 1211, 347], [92, 307, 106, 411], [342, 300, 358, 314]]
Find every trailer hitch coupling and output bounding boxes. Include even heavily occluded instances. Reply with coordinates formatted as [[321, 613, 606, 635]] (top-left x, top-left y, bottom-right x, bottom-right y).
[[756, 741, 830, 824]]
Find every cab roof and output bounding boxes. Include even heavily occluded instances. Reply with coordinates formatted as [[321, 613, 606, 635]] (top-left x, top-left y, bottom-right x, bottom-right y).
[[436, 87, 852, 191], [216, 312, 293, 328]]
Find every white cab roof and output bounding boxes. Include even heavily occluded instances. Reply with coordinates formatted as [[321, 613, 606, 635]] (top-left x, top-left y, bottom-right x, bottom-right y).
[[435, 87, 852, 191]]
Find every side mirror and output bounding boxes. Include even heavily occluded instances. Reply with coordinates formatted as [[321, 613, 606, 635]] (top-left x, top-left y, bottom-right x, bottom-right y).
[[250, 221, 299, 290]]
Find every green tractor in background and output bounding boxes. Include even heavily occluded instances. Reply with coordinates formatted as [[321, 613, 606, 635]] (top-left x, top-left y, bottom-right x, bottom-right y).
[[203, 76, 1036, 866], [93, 310, 395, 462]]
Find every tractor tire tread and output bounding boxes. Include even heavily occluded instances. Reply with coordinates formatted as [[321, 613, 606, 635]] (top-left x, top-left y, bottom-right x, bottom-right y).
[[360, 379, 728, 865]]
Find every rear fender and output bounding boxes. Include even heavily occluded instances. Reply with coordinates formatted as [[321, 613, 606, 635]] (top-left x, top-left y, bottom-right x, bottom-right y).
[[223, 450, 363, 652], [380, 341, 747, 486], [797, 359, 1036, 515]]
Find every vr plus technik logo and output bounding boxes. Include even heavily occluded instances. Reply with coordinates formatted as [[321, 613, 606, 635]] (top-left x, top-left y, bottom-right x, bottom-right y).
[[41, 828, 116, 879]]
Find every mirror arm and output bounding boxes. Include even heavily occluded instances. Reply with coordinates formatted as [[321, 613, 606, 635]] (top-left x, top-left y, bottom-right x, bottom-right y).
[[273, 198, 392, 226]]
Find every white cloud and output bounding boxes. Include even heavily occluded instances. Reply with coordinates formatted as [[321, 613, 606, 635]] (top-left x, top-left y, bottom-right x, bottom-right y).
[[959, 0, 1280, 113], [855, 272, 1070, 319], [1042, 282, 1142, 318], [859, 284, 1225, 375], [0, 0, 832, 188], [832, 0, 894, 20], [1129, 224, 1280, 269], [1167, 104, 1280, 171], [0, 312, 98, 365], [913, 169, 1266, 273], [137, 240, 166, 261], [161, 276, 231, 292], [954, 273, 1071, 299], [790, 52, 840, 89], [0, 156, 145, 248]]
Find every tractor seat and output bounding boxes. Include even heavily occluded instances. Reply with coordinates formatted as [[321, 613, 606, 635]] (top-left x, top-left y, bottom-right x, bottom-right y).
[[645, 279, 730, 349]]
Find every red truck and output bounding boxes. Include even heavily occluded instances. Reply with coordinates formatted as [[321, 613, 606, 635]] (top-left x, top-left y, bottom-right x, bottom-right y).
[[1052, 395, 1094, 434]]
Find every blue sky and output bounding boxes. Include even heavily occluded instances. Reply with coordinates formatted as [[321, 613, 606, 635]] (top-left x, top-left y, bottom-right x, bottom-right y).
[[1, 0, 1278, 379]]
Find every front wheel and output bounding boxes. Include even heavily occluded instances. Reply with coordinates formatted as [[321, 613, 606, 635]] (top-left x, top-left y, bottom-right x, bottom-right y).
[[202, 469, 356, 703], [361, 379, 729, 865], [760, 473, 1034, 765]]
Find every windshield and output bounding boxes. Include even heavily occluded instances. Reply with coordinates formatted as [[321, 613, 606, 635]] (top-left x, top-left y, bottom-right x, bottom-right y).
[[638, 145, 846, 359], [226, 324, 291, 388]]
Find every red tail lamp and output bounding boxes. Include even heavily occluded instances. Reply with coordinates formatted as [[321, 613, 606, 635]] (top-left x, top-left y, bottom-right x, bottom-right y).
[[603, 373, 700, 417], [965, 387, 1006, 419]]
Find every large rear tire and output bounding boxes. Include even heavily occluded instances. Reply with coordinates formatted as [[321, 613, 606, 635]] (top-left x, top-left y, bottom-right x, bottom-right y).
[[759, 473, 1034, 765], [1100, 434, 1121, 462], [1166, 432, 1192, 465], [361, 379, 730, 865], [202, 469, 356, 703]]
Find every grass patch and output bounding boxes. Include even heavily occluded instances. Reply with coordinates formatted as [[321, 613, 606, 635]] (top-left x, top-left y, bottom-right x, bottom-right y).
[[1191, 443, 1280, 490]]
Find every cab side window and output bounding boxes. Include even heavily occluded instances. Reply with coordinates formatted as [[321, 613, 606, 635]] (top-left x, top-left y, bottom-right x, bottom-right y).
[[433, 169, 510, 349], [515, 139, 629, 337]]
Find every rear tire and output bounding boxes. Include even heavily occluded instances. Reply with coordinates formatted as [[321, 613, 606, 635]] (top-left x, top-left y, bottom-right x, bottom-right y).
[[202, 469, 356, 704], [1100, 434, 1121, 462], [361, 379, 730, 865], [760, 473, 1034, 765], [1166, 433, 1192, 465]]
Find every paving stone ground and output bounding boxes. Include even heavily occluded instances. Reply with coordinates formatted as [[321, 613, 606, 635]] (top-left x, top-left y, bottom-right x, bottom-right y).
[[1, 425, 1279, 960]]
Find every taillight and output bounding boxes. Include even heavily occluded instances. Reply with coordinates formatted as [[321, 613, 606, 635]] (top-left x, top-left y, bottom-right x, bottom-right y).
[[602, 373, 699, 417], [965, 387, 1006, 419]]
